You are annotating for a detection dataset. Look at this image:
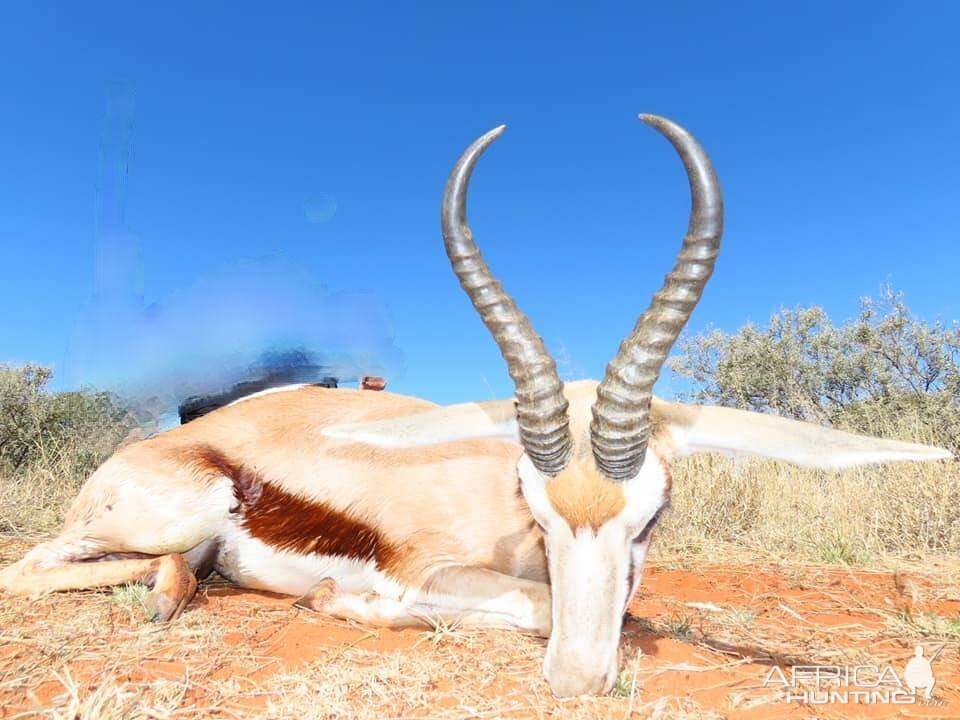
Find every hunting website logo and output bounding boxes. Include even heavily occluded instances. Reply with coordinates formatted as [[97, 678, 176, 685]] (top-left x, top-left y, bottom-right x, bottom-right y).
[[762, 644, 947, 707]]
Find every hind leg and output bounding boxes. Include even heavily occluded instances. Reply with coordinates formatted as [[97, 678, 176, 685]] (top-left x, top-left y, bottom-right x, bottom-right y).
[[0, 537, 202, 621], [0, 440, 234, 618], [0, 552, 197, 622]]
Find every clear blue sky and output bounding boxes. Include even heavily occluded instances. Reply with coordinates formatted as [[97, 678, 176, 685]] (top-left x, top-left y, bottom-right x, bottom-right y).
[[2, 1, 958, 405]]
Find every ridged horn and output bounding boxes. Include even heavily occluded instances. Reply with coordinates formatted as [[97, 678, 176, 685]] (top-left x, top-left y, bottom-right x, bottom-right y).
[[591, 114, 724, 481], [441, 126, 572, 475]]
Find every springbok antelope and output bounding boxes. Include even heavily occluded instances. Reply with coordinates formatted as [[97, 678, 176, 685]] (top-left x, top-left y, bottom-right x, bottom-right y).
[[0, 114, 951, 697]]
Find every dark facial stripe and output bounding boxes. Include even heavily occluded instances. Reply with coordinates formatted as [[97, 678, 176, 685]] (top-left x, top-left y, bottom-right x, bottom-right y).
[[635, 505, 666, 545], [191, 444, 398, 568]]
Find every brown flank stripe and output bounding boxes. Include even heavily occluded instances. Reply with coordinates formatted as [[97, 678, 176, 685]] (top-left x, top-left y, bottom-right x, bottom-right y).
[[191, 444, 398, 569]]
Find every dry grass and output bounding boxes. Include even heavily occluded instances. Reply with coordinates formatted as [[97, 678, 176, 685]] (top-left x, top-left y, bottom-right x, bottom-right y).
[[0, 535, 737, 719], [654, 451, 960, 566], [3, 539, 957, 719], [0, 453, 102, 538]]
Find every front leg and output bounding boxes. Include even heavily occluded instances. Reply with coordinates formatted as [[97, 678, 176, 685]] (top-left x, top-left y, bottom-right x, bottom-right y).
[[295, 567, 551, 637]]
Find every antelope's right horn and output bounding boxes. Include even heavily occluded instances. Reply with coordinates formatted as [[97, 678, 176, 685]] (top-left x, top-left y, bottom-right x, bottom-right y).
[[441, 126, 573, 476]]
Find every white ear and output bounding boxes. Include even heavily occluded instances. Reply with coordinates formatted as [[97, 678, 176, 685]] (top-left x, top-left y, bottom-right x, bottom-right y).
[[653, 399, 952, 469], [322, 399, 519, 448]]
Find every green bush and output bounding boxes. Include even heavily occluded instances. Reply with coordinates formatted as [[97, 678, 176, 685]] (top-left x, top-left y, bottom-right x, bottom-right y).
[[668, 286, 960, 451], [655, 287, 960, 563], [0, 364, 133, 533]]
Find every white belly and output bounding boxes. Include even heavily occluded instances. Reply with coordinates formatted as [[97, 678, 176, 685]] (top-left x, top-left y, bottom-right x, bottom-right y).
[[215, 524, 405, 598]]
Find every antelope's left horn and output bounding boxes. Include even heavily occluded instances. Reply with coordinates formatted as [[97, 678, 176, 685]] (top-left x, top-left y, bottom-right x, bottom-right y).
[[590, 114, 724, 481]]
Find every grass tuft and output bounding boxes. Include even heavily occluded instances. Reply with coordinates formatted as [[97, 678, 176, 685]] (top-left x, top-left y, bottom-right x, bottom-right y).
[[663, 613, 695, 641], [890, 609, 960, 640], [111, 582, 153, 622], [724, 608, 756, 629], [609, 669, 638, 698], [816, 536, 871, 565]]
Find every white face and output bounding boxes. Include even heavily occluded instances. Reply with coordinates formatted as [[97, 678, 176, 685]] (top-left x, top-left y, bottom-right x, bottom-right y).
[[519, 452, 668, 697]]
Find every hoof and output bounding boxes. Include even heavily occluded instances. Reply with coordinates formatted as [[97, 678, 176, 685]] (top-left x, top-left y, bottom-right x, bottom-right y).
[[145, 591, 185, 622], [294, 577, 339, 612], [144, 555, 198, 622]]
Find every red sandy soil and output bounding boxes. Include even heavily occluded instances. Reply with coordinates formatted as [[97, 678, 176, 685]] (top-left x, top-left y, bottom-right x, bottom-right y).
[[2, 544, 957, 719]]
